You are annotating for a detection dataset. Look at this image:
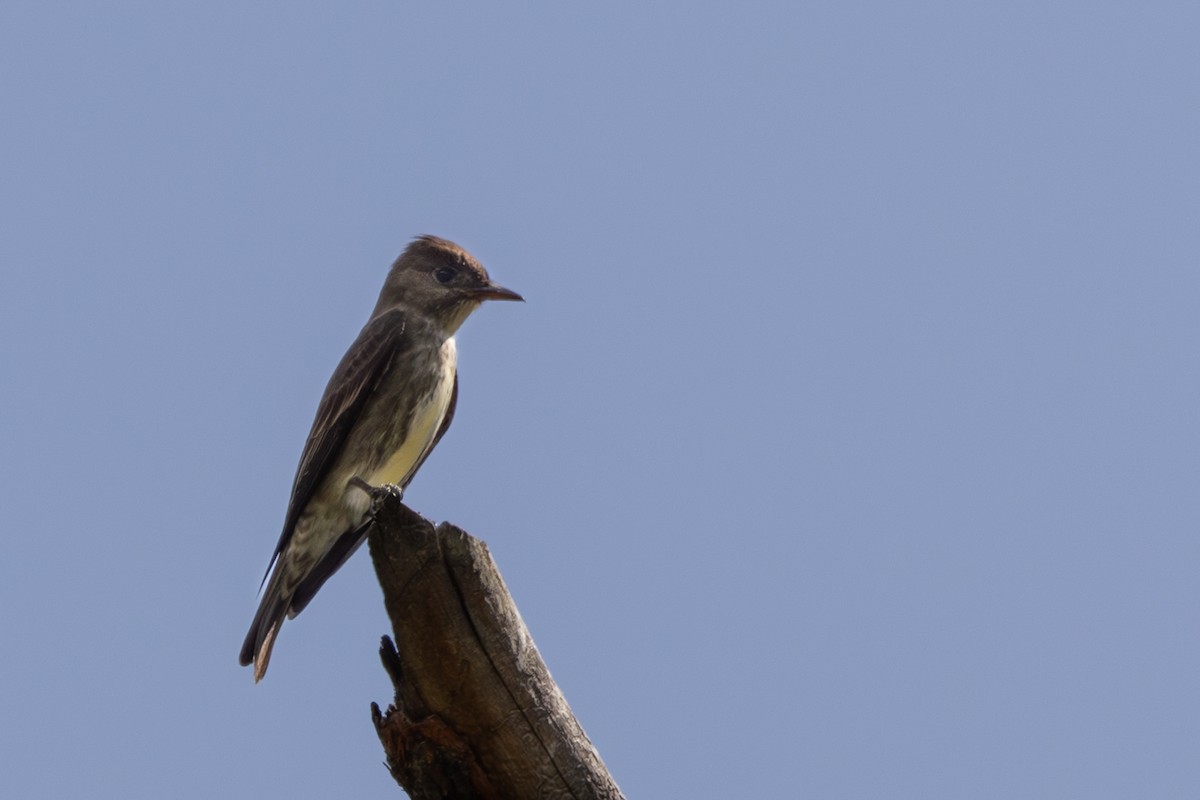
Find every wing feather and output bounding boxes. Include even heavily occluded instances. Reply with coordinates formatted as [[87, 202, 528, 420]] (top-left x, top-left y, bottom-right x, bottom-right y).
[[260, 309, 411, 583]]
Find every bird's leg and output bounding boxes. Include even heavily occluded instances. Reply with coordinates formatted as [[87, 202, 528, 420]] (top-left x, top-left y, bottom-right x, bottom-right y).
[[347, 476, 404, 518]]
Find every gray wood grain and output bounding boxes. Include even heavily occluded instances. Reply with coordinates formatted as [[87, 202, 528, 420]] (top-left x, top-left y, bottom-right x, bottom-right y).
[[368, 494, 625, 800]]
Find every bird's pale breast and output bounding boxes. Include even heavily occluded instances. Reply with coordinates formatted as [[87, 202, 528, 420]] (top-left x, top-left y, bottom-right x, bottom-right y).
[[368, 336, 457, 486]]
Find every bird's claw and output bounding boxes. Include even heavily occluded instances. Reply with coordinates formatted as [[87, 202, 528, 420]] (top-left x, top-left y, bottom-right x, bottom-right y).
[[348, 477, 404, 517]]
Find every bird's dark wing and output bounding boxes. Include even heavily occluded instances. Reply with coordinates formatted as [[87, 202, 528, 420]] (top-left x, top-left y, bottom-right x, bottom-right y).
[[260, 308, 410, 583], [286, 369, 456, 616]]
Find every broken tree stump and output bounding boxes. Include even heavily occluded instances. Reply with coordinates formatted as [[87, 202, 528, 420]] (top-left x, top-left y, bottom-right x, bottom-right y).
[[367, 493, 625, 800]]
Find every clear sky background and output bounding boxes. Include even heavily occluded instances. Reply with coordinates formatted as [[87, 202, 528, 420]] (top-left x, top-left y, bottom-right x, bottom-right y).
[[1, 3, 1196, 798]]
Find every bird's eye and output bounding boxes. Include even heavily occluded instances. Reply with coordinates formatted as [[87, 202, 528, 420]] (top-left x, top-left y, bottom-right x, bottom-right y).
[[434, 266, 457, 284]]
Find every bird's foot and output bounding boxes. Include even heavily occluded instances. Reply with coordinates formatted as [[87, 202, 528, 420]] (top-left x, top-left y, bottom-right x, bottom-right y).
[[348, 477, 404, 517]]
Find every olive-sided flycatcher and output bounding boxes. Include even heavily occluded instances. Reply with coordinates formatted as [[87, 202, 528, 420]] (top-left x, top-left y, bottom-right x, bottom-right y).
[[239, 235, 522, 681]]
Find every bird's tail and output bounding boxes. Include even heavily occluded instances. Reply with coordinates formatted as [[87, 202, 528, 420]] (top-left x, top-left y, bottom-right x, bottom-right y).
[[239, 570, 291, 683], [239, 519, 373, 681]]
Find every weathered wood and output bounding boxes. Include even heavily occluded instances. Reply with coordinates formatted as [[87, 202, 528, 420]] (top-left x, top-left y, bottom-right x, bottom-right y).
[[368, 493, 625, 800]]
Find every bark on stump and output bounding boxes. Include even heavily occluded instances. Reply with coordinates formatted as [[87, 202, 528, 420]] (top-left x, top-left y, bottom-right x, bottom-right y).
[[368, 494, 625, 800]]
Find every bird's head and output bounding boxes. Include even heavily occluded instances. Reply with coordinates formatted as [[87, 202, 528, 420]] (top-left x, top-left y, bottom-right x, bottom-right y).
[[373, 235, 523, 333]]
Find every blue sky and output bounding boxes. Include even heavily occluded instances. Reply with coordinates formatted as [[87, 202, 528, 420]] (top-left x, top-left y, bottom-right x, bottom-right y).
[[2, 2, 1197, 797]]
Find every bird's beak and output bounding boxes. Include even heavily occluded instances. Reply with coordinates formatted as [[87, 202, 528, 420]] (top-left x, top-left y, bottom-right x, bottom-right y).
[[471, 282, 524, 302]]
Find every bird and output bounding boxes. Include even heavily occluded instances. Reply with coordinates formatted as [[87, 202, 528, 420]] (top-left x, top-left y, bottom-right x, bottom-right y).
[[240, 235, 522, 681]]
